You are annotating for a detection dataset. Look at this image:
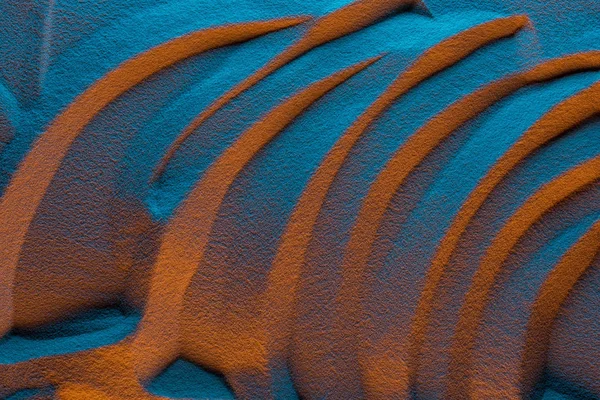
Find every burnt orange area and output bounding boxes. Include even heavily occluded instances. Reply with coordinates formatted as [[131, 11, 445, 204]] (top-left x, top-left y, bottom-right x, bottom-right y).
[[263, 14, 529, 397], [0, 17, 307, 339], [151, 0, 422, 181], [0, 341, 153, 399], [50, 344, 154, 399], [131, 57, 380, 385], [56, 384, 124, 400]]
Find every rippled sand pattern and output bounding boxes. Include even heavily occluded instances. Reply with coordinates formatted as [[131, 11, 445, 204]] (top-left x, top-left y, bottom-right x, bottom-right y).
[[1, 0, 600, 398]]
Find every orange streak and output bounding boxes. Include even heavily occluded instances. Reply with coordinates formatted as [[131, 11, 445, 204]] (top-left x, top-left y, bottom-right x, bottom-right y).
[[263, 15, 530, 386], [0, 17, 308, 339], [335, 52, 600, 396], [517, 219, 600, 395], [467, 217, 600, 398], [131, 57, 380, 381], [0, 341, 152, 399], [57, 384, 120, 400], [449, 155, 600, 399], [151, 0, 423, 182]]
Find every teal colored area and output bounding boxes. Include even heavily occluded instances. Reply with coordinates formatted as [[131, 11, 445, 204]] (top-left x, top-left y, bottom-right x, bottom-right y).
[[145, 10, 519, 221], [5, 387, 55, 399], [0, 307, 138, 364], [146, 359, 235, 399], [543, 389, 573, 400]]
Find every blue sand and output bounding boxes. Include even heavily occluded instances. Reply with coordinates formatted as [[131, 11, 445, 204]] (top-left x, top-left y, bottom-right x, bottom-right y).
[[146, 358, 235, 399], [542, 389, 573, 400], [6, 387, 55, 399], [0, 307, 139, 364]]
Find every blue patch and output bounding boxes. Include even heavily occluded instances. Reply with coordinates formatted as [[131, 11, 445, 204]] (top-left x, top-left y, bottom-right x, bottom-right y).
[[146, 358, 235, 399], [0, 307, 139, 364]]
